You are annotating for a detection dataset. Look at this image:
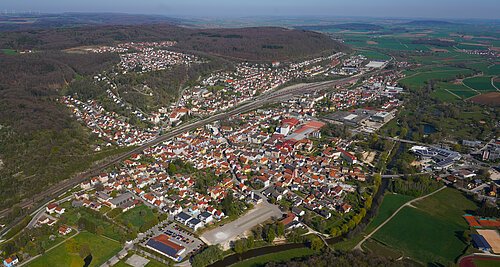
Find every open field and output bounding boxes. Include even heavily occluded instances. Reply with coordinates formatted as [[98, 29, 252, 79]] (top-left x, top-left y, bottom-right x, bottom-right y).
[[371, 188, 478, 266], [62, 207, 126, 241], [116, 205, 156, 231], [1, 49, 17, 55], [400, 68, 474, 90], [27, 232, 122, 267], [230, 247, 316, 267], [365, 193, 414, 233], [470, 92, 500, 106], [485, 64, 500, 76], [434, 81, 479, 100], [358, 50, 391, 60], [463, 76, 497, 93]]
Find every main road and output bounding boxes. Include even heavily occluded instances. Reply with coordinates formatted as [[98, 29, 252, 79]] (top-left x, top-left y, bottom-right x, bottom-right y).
[[0, 73, 362, 237]]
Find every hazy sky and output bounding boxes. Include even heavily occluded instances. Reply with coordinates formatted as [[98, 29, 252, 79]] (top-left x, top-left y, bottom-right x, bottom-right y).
[[1, 0, 499, 19]]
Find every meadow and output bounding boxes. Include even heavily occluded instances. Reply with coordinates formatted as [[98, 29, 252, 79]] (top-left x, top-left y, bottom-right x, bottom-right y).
[[27, 231, 122, 267], [371, 188, 477, 266]]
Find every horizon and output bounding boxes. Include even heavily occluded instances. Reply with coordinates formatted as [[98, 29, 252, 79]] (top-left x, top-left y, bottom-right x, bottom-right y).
[[1, 0, 499, 20]]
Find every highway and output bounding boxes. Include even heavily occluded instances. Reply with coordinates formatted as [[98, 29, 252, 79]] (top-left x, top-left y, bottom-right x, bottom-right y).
[[0, 73, 363, 237]]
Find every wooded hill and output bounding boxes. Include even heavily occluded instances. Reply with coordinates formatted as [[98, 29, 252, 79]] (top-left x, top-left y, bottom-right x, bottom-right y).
[[0, 24, 348, 62]]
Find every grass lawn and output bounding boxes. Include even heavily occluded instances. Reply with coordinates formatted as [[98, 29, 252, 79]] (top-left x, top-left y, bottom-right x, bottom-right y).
[[116, 205, 155, 231], [463, 76, 497, 93], [371, 188, 478, 266], [27, 232, 122, 267], [230, 248, 317, 267]]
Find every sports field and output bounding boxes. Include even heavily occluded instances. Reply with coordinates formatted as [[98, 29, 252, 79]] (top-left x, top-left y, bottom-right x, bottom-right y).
[[27, 232, 122, 267], [371, 188, 478, 265], [463, 76, 497, 93]]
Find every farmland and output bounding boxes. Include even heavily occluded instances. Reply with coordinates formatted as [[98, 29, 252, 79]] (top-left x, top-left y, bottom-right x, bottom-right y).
[[463, 76, 497, 93], [370, 188, 478, 265], [399, 68, 474, 90], [27, 231, 122, 267]]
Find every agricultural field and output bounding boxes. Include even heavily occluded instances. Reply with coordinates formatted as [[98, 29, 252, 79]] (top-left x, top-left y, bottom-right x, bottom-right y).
[[1, 48, 17, 55], [463, 76, 497, 93], [357, 50, 391, 61], [230, 247, 317, 267], [432, 81, 479, 100], [27, 232, 122, 267], [370, 188, 478, 266], [485, 64, 500, 76], [399, 67, 474, 90]]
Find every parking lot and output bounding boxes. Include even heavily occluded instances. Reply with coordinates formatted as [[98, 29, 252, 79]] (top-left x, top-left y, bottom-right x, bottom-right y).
[[142, 222, 204, 259], [200, 201, 282, 249]]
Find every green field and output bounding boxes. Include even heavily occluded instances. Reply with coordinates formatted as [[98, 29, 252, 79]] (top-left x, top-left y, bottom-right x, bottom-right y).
[[358, 50, 391, 60], [62, 206, 125, 241], [230, 248, 317, 267], [463, 76, 497, 92], [116, 205, 156, 231], [433, 81, 479, 100], [27, 232, 122, 267], [371, 188, 478, 265], [485, 64, 500, 76], [400, 68, 474, 91], [1, 49, 17, 55], [365, 193, 414, 233]]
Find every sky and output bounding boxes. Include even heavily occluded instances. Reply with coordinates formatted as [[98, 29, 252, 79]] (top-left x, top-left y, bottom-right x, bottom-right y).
[[1, 0, 499, 20]]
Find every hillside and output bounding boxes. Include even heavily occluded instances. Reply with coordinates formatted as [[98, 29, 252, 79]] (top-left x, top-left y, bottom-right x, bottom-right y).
[[0, 24, 348, 61]]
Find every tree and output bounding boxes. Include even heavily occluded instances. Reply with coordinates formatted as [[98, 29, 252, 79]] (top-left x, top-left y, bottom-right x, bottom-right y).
[[330, 227, 341, 237], [234, 239, 245, 254], [265, 228, 275, 243], [276, 222, 285, 237], [308, 235, 325, 251]]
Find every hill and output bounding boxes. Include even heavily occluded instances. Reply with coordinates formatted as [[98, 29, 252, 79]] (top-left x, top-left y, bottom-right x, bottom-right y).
[[0, 24, 348, 62]]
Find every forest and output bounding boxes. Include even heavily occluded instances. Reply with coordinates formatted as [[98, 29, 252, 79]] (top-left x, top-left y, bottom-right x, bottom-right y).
[[0, 24, 348, 62]]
